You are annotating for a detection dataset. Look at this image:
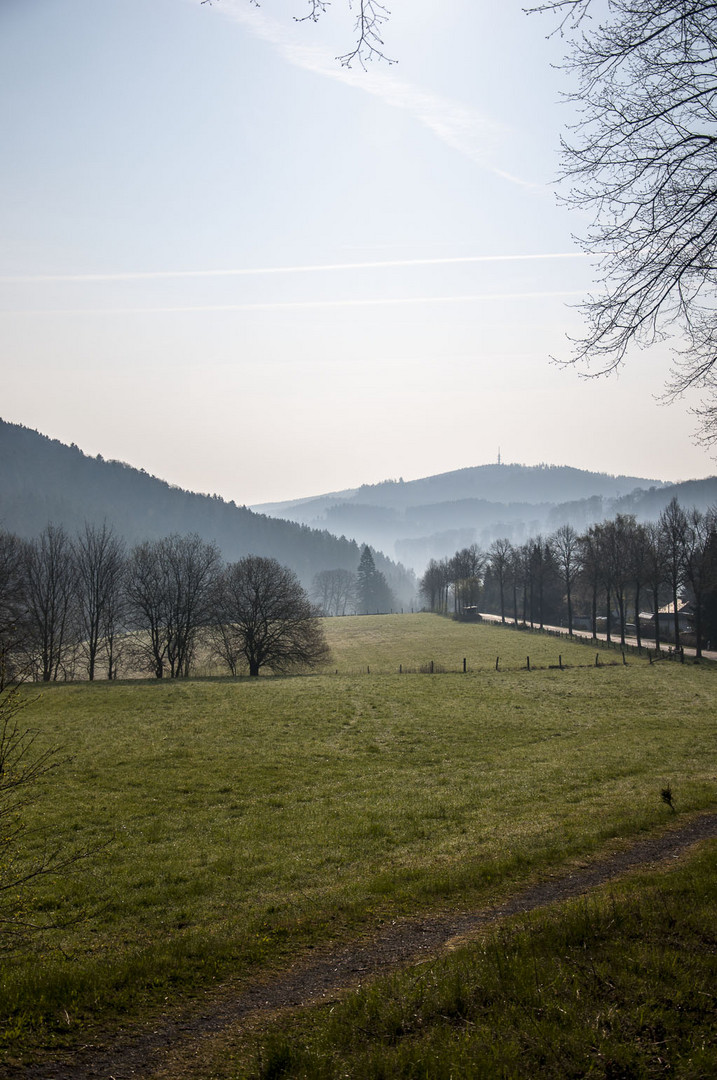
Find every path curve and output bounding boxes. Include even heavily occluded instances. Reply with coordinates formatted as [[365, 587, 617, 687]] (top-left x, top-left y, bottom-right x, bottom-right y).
[[5, 812, 717, 1080]]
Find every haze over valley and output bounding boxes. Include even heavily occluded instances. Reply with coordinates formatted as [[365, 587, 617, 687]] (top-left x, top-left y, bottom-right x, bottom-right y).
[[4, 417, 717, 583]]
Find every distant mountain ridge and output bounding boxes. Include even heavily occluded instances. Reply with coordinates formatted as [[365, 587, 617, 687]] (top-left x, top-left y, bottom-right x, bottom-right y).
[[0, 419, 415, 602], [252, 464, 717, 570], [4, 418, 716, 579], [255, 463, 663, 517]]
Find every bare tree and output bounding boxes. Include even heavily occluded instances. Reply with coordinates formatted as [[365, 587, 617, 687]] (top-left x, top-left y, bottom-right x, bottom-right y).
[[509, 545, 522, 626], [488, 538, 513, 624], [0, 679, 103, 949], [214, 556, 330, 677], [0, 681, 58, 945], [126, 535, 220, 678], [449, 545, 485, 616], [73, 523, 126, 681], [0, 531, 27, 684], [514, 542, 532, 627], [644, 521, 667, 651], [533, 0, 717, 440], [418, 559, 449, 614], [601, 515, 637, 647], [660, 498, 689, 648], [125, 540, 168, 679], [628, 521, 650, 650], [682, 506, 716, 657], [550, 524, 580, 635], [164, 534, 221, 677], [311, 568, 356, 616], [202, 0, 396, 67], [578, 525, 602, 639], [23, 525, 77, 682]]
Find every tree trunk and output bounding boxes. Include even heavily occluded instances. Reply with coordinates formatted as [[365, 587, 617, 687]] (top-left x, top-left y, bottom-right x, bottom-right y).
[[652, 586, 661, 651]]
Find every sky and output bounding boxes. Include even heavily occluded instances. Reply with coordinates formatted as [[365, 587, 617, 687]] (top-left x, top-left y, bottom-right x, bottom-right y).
[[2, 0, 716, 506]]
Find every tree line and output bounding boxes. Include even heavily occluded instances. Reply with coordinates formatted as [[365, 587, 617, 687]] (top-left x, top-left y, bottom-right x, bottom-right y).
[[418, 499, 717, 658], [0, 420, 417, 611], [0, 523, 337, 682], [311, 545, 397, 617]]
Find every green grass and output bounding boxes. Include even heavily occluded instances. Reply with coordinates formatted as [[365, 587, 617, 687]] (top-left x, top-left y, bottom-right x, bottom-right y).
[[321, 613, 623, 673], [1, 615, 715, 1061], [240, 842, 717, 1080]]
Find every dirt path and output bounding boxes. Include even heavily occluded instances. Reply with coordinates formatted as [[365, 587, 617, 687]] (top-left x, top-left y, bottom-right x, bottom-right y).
[[5, 812, 717, 1080]]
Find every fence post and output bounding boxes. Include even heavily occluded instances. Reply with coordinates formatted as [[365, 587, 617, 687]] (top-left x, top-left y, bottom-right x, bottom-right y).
[[595, 654, 600, 667], [367, 665, 370, 674], [527, 656, 530, 671], [430, 660, 434, 674], [559, 654, 563, 670], [399, 663, 402, 674], [463, 657, 467, 673], [496, 656, 500, 671]]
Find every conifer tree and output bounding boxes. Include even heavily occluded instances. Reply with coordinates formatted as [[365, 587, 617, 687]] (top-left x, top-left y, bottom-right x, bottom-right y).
[[356, 546, 393, 614]]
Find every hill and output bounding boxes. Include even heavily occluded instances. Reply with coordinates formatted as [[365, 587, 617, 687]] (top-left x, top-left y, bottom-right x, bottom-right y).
[[0, 419, 415, 602], [253, 464, 717, 569]]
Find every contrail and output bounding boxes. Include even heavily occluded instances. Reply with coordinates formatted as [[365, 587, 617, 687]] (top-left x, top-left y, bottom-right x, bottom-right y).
[[0, 253, 592, 285], [0, 289, 587, 317]]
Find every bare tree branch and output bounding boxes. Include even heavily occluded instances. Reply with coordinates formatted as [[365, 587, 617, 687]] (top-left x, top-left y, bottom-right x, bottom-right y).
[[201, 0, 395, 67], [530, 1, 717, 444]]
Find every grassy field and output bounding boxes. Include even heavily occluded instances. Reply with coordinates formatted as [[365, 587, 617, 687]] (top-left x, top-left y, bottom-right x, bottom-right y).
[[323, 612, 632, 674], [2, 615, 716, 1067], [233, 842, 717, 1079]]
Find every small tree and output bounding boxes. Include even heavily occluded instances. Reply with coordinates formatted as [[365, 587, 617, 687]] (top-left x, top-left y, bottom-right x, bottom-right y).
[[214, 556, 330, 677]]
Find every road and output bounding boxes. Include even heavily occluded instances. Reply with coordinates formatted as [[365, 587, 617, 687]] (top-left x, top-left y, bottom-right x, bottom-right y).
[[478, 611, 717, 662]]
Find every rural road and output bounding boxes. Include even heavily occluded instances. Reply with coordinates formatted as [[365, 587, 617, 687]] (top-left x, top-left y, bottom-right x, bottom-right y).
[[477, 611, 717, 662], [4, 812, 717, 1080]]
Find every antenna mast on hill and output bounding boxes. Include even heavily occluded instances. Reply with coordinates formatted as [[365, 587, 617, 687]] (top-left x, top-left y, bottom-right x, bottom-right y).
[[497, 447, 501, 466]]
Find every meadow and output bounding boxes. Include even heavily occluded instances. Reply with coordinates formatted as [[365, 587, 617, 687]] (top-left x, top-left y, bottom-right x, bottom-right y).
[[2, 614, 716, 1072]]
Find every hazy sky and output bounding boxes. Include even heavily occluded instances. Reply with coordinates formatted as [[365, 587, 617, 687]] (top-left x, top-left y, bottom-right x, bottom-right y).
[[2, 0, 715, 505]]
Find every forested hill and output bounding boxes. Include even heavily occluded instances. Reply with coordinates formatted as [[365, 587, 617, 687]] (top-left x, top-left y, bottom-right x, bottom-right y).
[[0, 419, 414, 601], [252, 463, 717, 571], [256, 463, 663, 519]]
